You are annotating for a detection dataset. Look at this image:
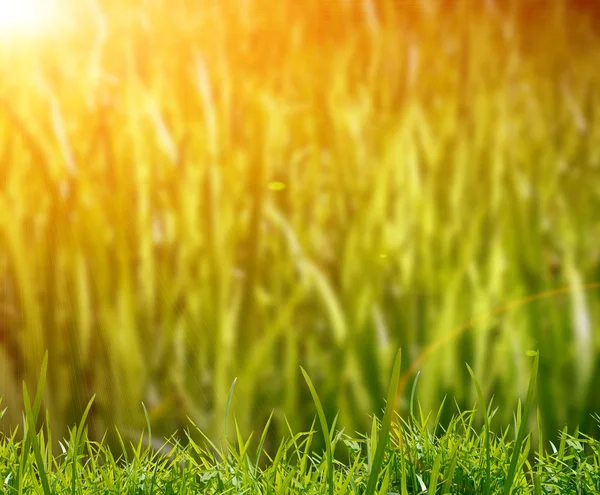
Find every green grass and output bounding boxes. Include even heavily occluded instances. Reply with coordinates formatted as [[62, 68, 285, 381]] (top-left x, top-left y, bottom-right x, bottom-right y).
[[2, 349, 600, 495], [1, 0, 600, 454]]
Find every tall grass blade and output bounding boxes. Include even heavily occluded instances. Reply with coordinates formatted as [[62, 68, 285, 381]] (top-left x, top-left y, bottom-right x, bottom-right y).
[[71, 395, 96, 495], [22, 384, 52, 495], [364, 348, 401, 495], [466, 363, 491, 495], [255, 409, 274, 472], [224, 377, 238, 442], [300, 366, 334, 495], [503, 350, 539, 495]]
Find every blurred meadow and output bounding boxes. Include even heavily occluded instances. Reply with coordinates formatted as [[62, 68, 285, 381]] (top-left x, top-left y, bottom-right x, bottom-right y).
[[1, 0, 600, 456]]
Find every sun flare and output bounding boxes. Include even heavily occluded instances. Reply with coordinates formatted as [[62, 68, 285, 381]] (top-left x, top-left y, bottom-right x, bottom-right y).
[[0, 0, 53, 36]]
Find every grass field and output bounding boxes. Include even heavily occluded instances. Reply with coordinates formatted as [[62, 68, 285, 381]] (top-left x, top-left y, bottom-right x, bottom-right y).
[[3, 351, 600, 495], [1, 0, 600, 456]]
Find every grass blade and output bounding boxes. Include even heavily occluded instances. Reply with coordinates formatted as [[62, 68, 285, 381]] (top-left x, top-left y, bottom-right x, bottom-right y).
[[364, 348, 402, 495], [300, 366, 334, 495], [224, 377, 238, 443], [22, 384, 52, 495], [504, 350, 539, 495], [466, 363, 491, 495]]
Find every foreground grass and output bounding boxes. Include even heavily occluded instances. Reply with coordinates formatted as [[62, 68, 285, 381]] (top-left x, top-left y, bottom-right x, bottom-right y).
[[6, 406, 600, 495], [2, 351, 600, 495], [1, 0, 600, 451]]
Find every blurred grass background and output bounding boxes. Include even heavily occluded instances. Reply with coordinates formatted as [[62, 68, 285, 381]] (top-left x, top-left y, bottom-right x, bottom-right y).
[[1, 0, 600, 454]]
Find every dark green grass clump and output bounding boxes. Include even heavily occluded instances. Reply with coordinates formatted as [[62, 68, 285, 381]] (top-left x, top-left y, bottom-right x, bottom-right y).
[[2, 350, 600, 494]]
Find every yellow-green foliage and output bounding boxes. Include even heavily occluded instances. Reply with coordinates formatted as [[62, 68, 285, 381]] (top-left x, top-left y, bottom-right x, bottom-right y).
[[1, 0, 599, 450]]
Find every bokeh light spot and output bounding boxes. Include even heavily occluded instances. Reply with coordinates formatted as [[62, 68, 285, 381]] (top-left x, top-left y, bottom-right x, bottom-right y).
[[268, 181, 286, 191], [0, 0, 54, 37]]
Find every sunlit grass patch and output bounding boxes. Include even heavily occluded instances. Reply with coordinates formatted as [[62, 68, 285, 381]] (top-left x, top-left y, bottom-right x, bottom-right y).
[[0, 0, 599, 457]]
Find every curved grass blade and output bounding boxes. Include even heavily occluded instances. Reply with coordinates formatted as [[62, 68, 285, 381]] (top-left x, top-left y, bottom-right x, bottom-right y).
[[255, 409, 274, 473], [114, 428, 129, 464], [466, 363, 491, 495], [364, 348, 402, 495], [141, 402, 152, 458], [19, 352, 50, 495], [504, 350, 539, 495], [428, 448, 443, 495], [339, 451, 364, 495], [22, 384, 52, 495], [300, 366, 334, 495], [409, 370, 420, 420], [224, 377, 238, 442], [534, 408, 543, 495], [32, 352, 48, 424], [71, 395, 96, 495]]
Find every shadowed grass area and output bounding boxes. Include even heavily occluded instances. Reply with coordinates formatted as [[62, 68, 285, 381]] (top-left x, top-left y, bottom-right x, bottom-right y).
[[1, 0, 600, 453]]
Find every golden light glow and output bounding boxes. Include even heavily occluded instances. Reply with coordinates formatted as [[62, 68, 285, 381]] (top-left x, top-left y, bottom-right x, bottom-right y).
[[0, 0, 53, 37]]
